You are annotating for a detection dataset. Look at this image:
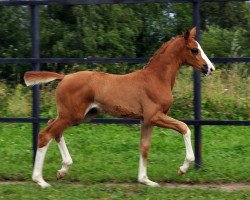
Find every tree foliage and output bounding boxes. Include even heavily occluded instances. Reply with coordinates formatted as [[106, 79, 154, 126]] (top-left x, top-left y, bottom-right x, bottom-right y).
[[41, 5, 142, 58], [0, 2, 249, 83]]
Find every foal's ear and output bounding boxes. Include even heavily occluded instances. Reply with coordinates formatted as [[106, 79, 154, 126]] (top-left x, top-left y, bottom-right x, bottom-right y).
[[190, 27, 196, 38], [183, 29, 190, 41]]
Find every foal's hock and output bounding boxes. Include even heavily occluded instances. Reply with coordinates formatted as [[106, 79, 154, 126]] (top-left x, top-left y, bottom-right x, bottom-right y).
[[24, 27, 215, 188]]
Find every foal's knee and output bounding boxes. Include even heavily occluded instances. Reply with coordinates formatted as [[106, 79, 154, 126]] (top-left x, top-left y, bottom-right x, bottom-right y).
[[177, 122, 189, 135], [38, 132, 52, 148]]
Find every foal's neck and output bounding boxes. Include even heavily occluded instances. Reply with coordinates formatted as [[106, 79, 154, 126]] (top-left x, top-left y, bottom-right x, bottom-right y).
[[143, 37, 184, 90]]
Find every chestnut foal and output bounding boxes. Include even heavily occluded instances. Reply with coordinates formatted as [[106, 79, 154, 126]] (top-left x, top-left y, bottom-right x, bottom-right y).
[[24, 27, 215, 188]]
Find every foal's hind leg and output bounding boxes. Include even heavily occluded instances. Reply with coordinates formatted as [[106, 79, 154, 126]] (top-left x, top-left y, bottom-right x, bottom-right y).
[[56, 136, 73, 179], [32, 139, 52, 188], [55, 103, 95, 180], [138, 121, 159, 187], [32, 117, 70, 188], [150, 112, 195, 175], [46, 119, 73, 180]]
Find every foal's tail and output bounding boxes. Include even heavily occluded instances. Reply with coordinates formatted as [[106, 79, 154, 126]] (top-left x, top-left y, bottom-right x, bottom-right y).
[[24, 71, 65, 86]]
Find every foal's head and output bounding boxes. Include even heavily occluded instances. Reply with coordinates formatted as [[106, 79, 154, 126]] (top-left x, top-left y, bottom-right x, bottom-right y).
[[182, 27, 215, 76]]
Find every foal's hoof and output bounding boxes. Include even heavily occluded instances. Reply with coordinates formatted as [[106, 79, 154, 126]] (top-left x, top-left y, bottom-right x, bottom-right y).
[[146, 180, 160, 187], [32, 176, 51, 188], [178, 168, 185, 176], [138, 177, 160, 187], [34, 180, 51, 188], [39, 182, 51, 189], [57, 170, 66, 180]]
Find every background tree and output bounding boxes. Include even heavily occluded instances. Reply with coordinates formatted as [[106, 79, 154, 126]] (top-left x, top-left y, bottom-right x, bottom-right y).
[[0, 2, 249, 83], [0, 6, 30, 83]]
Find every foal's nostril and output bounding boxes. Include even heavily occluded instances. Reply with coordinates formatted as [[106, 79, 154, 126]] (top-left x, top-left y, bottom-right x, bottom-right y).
[[201, 64, 208, 75], [203, 64, 208, 69], [210, 68, 214, 72]]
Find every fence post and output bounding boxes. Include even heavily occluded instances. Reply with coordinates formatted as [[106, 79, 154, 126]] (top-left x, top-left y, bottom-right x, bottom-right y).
[[30, 5, 40, 164], [192, 0, 202, 169]]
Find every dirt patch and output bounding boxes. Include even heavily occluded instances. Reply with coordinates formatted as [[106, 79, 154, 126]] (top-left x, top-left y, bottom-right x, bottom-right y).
[[0, 181, 28, 185], [0, 181, 249, 191], [105, 182, 250, 191], [163, 183, 250, 191]]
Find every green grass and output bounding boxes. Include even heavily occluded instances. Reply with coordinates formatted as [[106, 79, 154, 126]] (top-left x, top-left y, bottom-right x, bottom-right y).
[[0, 183, 249, 200], [0, 124, 249, 199], [0, 124, 249, 183]]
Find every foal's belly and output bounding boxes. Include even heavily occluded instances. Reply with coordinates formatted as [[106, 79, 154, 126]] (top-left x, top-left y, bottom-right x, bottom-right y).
[[101, 104, 142, 119], [90, 100, 143, 119]]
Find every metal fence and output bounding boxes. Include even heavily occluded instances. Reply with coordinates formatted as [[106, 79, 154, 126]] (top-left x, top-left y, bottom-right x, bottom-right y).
[[0, 0, 249, 168]]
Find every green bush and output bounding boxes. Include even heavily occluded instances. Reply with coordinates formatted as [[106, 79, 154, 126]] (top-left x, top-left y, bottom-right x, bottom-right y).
[[169, 65, 249, 120], [1, 65, 249, 120], [0, 83, 31, 117]]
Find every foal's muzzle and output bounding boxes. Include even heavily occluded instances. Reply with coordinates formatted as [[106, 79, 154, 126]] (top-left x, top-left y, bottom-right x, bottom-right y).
[[201, 64, 214, 76]]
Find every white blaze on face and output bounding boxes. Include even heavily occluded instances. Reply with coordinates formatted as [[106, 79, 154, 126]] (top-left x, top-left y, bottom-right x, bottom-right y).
[[196, 41, 215, 75]]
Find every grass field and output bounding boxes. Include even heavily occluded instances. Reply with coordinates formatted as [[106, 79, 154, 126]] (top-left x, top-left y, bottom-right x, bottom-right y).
[[0, 182, 249, 200], [0, 123, 249, 199]]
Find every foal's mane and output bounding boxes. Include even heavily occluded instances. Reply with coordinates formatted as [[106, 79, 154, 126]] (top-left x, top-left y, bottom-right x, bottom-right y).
[[144, 35, 182, 68]]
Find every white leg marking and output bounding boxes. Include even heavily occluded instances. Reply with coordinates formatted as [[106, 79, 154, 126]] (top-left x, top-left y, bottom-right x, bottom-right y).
[[138, 154, 159, 187], [57, 136, 73, 179], [32, 140, 52, 188], [179, 129, 195, 175]]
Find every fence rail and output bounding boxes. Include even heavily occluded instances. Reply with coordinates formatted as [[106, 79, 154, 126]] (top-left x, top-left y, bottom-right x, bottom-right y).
[[0, 0, 247, 6], [0, 0, 249, 169], [0, 118, 250, 126], [0, 57, 250, 64]]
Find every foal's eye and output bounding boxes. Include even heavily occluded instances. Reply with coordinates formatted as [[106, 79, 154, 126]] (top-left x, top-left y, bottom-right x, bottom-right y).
[[191, 48, 199, 55]]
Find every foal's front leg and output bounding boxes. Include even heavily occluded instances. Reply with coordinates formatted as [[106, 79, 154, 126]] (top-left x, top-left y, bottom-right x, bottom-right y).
[[151, 112, 195, 175], [138, 122, 159, 187], [56, 136, 73, 179], [177, 128, 195, 175]]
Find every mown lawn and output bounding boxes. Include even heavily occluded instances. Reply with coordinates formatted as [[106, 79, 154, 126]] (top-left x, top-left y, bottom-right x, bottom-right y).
[[0, 182, 249, 200], [0, 124, 249, 199]]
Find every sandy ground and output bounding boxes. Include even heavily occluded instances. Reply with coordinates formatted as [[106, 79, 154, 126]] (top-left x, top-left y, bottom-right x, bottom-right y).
[[0, 181, 249, 191]]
